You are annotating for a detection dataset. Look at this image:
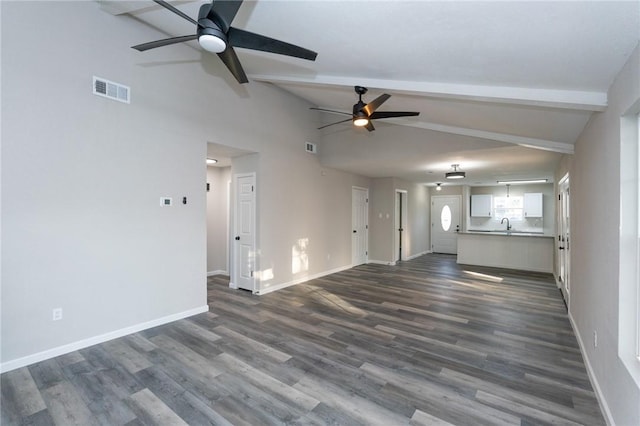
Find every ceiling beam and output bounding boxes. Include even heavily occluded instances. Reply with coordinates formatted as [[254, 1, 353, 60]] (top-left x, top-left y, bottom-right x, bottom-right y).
[[388, 119, 575, 154], [96, 0, 198, 16], [249, 74, 607, 112]]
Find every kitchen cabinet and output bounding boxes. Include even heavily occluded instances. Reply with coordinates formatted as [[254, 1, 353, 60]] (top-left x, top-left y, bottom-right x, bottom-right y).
[[524, 193, 543, 218], [471, 194, 492, 217]]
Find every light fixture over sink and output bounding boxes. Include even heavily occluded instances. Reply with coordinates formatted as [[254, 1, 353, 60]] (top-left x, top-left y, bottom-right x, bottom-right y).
[[445, 164, 465, 180], [496, 179, 548, 185]]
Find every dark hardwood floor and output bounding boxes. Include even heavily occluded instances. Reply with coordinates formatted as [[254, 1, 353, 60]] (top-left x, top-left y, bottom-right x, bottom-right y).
[[1, 254, 604, 425]]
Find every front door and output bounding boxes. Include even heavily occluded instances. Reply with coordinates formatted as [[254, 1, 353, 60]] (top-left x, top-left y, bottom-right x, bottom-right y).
[[232, 173, 256, 292], [431, 195, 461, 254], [352, 187, 369, 266]]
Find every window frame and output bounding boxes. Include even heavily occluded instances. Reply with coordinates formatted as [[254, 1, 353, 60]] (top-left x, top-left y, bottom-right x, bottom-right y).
[[619, 104, 640, 385], [493, 195, 525, 222]]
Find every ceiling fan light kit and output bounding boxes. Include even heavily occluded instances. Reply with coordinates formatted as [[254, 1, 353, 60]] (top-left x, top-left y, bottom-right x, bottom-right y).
[[353, 111, 369, 127], [198, 33, 227, 53], [446, 164, 466, 179]]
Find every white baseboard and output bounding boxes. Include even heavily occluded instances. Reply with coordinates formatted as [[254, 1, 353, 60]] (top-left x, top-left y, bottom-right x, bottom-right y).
[[0, 305, 209, 374], [256, 264, 353, 295], [567, 312, 614, 425], [228, 282, 238, 289], [368, 251, 430, 265], [406, 250, 429, 260], [368, 259, 397, 265], [207, 270, 228, 277]]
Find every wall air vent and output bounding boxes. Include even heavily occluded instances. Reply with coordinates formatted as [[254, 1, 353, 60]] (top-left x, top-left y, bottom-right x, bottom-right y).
[[305, 142, 317, 154], [93, 76, 130, 104]]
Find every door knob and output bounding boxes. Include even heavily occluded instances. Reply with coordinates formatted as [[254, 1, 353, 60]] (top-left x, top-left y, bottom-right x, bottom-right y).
[[559, 246, 564, 250], [235, 236, 240, 240], [353, 230, 357, 233]]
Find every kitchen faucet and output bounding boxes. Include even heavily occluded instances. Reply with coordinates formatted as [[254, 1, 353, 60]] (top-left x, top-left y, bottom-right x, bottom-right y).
[[501, 217, 512, 231]]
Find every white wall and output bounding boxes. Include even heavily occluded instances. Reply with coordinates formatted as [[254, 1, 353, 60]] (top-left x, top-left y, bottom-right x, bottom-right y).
[[369, 178, 395, 263], [393, 179, 430, 260], [368, 178, 430, 264], [566, 43, 640, 425], [1, 1, 369, 368], [206, 166, 231, 275], [1, 1, 210, 368]]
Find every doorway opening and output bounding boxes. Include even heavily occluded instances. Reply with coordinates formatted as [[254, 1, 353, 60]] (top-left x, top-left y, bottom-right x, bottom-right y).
[[557, 173, 570, 306], [394, 190, 408, 262], [206, 143, 257, 292]]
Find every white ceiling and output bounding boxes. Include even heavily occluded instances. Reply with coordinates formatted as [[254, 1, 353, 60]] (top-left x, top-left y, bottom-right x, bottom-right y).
[[99, 0, 640, 185]]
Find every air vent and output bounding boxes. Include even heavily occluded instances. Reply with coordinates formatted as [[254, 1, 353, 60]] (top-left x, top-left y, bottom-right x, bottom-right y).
[[93, 76, 130, 104], [305, 142, 317, 154]]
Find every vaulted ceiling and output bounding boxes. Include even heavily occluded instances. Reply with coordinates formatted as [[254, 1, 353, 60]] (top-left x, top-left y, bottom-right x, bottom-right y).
[[99, 0, 640, 185]]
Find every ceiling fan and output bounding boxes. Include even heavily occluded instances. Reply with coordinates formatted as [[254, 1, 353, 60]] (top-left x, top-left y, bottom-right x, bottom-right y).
[[311, 86, 420, 132], [132, 0, 317, 84]]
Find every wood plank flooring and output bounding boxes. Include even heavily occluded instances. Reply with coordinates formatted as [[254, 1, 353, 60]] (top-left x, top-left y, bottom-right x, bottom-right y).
[[1, 254, 604, 425]]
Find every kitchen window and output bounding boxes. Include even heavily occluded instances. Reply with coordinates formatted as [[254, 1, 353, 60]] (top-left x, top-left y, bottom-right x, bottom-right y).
[[493, 196, 524, 221]]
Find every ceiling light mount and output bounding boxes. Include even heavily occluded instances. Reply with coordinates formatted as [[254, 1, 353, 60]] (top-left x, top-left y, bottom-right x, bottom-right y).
[[436, 183, 442, 191], [206, 158, 218, 164], [445, 164, 466, 180]]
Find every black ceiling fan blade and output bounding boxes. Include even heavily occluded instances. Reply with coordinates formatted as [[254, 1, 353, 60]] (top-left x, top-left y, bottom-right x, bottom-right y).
[[211, 0, 244, 31], [310, 107, 351, 116], [132, 34, 198, 51], [365, 121, 375, 132], [228, 28, 317, 61], [363, 93, 390, 116], [217, 46, 248, 83], [370, 111, 420, 119], [152, 0, 202, 27], [317, 118, 352, 130]]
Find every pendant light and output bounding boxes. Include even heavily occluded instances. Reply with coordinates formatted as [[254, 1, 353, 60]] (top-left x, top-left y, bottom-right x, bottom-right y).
[[445, 164, 465, 180], [436, 183, 442, 191]]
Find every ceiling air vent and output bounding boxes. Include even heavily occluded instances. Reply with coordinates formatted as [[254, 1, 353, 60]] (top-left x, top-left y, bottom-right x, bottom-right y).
[[305, 142, 317, 154], [93, 76, 130, 104]]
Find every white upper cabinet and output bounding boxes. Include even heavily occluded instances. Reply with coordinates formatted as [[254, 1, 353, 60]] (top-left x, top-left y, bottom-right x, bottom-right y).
[[524, 193, 543, 218], [471, 194, 492, 217]]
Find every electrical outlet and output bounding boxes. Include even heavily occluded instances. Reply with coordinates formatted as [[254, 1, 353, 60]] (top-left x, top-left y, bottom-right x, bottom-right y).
[[52, 308, 63, 321], [593, 330, 598, 348]]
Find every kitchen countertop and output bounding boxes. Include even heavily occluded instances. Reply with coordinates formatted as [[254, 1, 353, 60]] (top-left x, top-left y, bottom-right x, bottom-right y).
[[459, 230, 554, 238]]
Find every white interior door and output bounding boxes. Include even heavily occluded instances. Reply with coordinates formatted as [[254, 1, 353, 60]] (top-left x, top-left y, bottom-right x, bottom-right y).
[[352, 187, 369, 266], [232, 173, 256, 292], [431, 195, 461, 254], [557, 175, 570, 304]]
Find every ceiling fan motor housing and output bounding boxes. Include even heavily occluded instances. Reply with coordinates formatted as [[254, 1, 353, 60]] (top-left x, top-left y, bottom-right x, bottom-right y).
[[353, 101, 367, 115], [198, 23, 227, 46], [197, 4, 227, 52]]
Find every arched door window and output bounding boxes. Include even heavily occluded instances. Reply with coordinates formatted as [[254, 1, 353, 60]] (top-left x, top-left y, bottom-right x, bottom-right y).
[[441, 205, 452, 231]]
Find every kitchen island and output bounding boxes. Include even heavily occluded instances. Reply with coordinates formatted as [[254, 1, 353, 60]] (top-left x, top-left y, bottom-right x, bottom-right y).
[[457, 231, 554, 273]]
